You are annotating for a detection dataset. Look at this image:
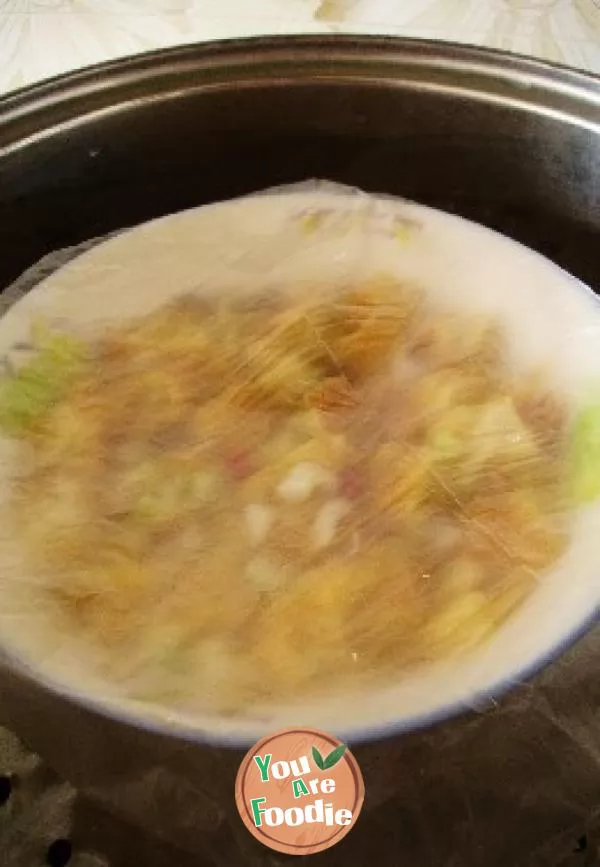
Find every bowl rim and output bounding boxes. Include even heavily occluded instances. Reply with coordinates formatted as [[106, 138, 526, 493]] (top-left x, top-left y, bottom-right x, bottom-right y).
[[3, 605, 598, 749], [1, 194, 600, 748]]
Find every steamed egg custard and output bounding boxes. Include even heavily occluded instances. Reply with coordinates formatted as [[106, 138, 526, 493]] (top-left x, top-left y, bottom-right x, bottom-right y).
[[0, 189, 598, 724]]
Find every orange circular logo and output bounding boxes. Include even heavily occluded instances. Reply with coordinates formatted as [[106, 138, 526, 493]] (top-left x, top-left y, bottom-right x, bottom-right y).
[[235, 727, 364, 856]]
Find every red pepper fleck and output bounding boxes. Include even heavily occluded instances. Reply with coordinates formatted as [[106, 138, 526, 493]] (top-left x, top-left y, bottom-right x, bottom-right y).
[[225, 449, 253, 480], [338, 467, 364, 500]]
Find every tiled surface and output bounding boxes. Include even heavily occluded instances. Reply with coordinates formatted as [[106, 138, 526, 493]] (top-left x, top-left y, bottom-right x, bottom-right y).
[[0, 0, 599, 96]]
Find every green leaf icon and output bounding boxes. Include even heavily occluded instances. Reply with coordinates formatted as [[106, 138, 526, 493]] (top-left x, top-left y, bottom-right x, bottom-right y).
[[312, 746, 325, 771], [312, 743, 347, 771], [323, 744, 347, 769]]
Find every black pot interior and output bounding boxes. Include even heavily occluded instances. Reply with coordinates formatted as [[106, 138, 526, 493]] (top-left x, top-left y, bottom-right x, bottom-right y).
[[1, 39, 600, 300]]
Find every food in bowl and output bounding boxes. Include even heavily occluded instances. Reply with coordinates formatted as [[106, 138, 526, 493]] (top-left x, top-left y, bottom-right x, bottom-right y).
[[0, 184, 598, 736]]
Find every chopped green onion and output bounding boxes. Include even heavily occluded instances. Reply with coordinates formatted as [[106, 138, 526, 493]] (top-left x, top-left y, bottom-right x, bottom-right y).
[[0, 331, 87, 436], [571, 401, 600, 503]]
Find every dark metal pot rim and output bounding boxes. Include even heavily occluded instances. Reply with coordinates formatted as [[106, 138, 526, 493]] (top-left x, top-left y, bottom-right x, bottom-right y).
[[1, 35, 600, 154]]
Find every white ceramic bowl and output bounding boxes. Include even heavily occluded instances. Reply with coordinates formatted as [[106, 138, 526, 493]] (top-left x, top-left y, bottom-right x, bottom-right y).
[[0, 184, 599, 745]]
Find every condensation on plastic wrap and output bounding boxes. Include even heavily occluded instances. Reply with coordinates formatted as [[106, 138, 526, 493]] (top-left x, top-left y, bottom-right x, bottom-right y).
[[0, 182, 599, 867]]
